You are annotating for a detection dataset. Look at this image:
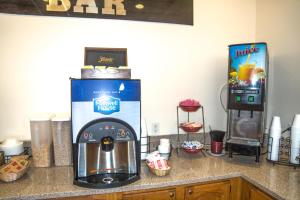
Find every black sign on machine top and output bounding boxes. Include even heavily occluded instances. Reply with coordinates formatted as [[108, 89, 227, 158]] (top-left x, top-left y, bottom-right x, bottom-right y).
[[84, 48, 127, 67]]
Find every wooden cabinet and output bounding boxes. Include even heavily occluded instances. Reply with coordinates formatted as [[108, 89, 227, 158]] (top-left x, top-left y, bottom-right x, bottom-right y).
[[92, 193, 116, 200], [185, 181, 231, 200], [54, 178, 276, 200], [122, 188, 176, 200], [241, 179, 275, 200], [248, 187, 274, 200], [55, 196, 92, 200]]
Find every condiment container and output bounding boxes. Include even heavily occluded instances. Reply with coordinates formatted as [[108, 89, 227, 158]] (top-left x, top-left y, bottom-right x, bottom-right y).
[[30, 113, 54, 167], [51, 114, 72, 166], [0, 139, 24, 156], [158, 138, 171, 160]]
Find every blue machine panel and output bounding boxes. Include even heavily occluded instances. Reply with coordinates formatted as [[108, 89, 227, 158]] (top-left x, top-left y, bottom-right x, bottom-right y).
[[71, 79, 141, 143]]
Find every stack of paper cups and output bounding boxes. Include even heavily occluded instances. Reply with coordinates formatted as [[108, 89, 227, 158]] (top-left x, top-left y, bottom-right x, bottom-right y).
[[290, 114, 300, 164], [268, 116, 282, 161]]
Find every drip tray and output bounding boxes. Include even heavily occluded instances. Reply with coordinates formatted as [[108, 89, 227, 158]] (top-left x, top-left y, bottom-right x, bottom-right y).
[[75, 173, 139, 188]]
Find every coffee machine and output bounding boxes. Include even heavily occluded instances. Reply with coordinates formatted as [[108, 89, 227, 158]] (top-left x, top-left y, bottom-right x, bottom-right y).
[[226, 43, 268, 162], [71, 79, 141, 188]]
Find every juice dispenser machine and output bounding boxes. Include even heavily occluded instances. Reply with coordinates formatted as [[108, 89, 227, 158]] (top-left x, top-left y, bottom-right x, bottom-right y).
[[71, 79, 141, 188], [226, 43, 268, 162]]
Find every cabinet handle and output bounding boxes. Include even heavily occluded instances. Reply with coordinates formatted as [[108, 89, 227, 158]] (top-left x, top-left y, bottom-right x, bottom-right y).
[[188, 189, 193, 195], [169, 192, 175, 198]]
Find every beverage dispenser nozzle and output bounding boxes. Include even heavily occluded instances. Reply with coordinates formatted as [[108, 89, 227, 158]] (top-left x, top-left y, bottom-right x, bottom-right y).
[[101, 137, 114, 151]]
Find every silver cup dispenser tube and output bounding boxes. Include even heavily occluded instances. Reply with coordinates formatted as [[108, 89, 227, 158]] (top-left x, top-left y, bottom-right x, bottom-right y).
[[73, 118, 140, 188]]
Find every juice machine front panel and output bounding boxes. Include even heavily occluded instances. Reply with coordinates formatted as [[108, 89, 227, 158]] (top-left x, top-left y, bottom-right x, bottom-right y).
[[226, 43, 268, 162], [71, 79, 141, 188], [228, 43, 267, 111]]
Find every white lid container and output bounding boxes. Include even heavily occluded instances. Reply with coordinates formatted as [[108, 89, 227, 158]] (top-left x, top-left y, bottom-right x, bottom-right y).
[[0, 138, 24, 156]]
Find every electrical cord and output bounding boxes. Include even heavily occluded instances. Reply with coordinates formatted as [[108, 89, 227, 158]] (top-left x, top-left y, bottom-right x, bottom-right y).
[[219, 82, 228, 113]]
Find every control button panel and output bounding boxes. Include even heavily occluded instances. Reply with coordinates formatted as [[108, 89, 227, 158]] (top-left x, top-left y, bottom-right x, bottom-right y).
[[118, 129, 127, 138], [228, 87, 264, 111], [248, 96, 255, 103], [78, 121, 134, 143], [235, 95, 241, 103]]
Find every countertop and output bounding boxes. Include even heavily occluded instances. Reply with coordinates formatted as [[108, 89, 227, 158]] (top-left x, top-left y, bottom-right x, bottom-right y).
[[0, 152, 299, 200]]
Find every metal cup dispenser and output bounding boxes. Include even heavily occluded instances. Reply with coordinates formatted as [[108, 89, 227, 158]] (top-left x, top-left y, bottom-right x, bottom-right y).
[[71, 79, 141, 188]]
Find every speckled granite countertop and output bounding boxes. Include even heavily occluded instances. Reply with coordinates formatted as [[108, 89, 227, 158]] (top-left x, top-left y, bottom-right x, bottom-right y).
[[0, 152, 299, 200]]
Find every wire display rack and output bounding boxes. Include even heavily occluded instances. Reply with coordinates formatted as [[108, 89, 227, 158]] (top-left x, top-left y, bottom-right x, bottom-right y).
[[266, 128, 300, 169], [176, 105, 206, 156]]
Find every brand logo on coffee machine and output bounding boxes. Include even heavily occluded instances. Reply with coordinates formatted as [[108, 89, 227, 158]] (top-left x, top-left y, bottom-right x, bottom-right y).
[[93, 96, 120, 115]]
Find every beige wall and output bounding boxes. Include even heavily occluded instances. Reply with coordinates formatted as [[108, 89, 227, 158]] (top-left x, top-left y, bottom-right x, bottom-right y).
[[0, 0, 257, 140], [256, 0, 300, 130]]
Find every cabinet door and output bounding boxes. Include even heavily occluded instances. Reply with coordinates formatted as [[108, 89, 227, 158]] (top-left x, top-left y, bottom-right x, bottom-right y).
[[185, 181, 231, 200], [55, 196, 93, 200], [122, 189, 176, 200], [249, 187, 274, 200], [92, 193, 117, 200]]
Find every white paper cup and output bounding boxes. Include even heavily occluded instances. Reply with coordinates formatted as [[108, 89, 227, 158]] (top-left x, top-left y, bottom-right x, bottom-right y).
[[290, 148, 300, 164], [271, 116, 281, 130], [267, 138, 280, 161], [158, 144, 170, 154], [290, 139, 300, 149], [291, 127, 300, 141], [160, 138, 170, 146], [270, 128, 282, 140], [292, 114, 300, 129]]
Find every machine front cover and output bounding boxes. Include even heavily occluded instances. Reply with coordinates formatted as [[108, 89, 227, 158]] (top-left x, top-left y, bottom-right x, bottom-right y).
[[228, 43, 268, 111], [71, 79, 141, 143]]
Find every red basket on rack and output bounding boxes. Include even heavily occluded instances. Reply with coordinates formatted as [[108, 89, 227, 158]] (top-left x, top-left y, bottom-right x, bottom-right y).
[[180, 122, 203, 133], [179, 105, 201, 112], [179, 99, 201, 112], [183, 147, 202, 154], [181, 142, 204, 154]]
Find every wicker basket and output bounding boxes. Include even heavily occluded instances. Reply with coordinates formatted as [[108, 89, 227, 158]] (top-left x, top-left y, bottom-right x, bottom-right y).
[[0, 157, 31, 182], [146, 162, 171, 177], [180, 124, 203, 133]]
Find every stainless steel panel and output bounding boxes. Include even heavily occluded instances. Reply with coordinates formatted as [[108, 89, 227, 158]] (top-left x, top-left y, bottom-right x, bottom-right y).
[[78, 141, 137, 177], [114, 141, 137, 174], [86, 143, 100, 175], [99, 148, 116, 173], [228, 110, 263, 141], [78, 143, 87, 177]]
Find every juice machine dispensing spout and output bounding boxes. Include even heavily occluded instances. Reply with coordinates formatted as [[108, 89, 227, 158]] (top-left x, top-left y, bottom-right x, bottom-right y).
[[226, 43, 268, 162]]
